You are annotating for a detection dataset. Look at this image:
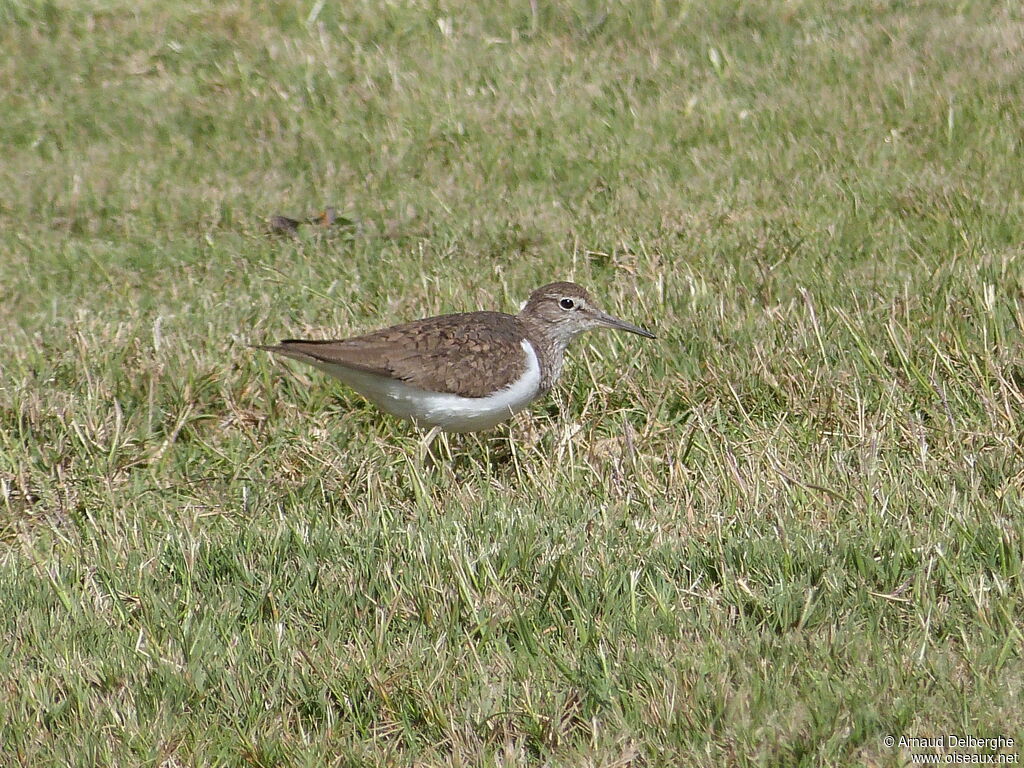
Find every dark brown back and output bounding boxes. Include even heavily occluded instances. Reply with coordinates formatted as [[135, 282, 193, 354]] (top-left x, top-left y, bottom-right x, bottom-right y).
[[265, 311, 533, 398]]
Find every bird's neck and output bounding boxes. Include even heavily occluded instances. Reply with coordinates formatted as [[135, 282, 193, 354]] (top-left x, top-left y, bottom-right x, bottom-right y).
[[519, 316, 572, 394]]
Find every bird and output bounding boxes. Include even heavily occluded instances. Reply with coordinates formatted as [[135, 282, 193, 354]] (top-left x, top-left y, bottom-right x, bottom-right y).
[[267, 207, 352, 235], [268, 214, 303, 235], [257, 282, 655, 433]]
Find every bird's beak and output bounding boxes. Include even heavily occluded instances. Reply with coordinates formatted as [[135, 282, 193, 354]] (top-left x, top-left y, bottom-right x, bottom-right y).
[[592, 308, 656, 339]]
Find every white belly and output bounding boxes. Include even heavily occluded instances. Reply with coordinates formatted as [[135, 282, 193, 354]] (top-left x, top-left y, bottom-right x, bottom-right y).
[[314, 339, 542, 432]]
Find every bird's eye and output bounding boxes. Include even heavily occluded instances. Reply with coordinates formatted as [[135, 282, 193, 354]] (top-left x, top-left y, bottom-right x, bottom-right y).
[[559, 298, 575, 310]]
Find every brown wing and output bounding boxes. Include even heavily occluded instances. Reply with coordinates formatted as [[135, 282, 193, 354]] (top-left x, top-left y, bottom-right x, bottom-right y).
[[259, 311, 531, 398]]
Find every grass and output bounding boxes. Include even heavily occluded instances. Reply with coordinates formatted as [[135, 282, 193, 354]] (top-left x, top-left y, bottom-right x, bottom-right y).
[[2, 0, 1023, 765]]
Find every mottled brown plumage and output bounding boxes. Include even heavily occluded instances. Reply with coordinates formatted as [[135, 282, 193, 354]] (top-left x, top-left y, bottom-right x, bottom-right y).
[[268, 215, 302, 235], [257, 282, 654, 431], [262, 311, 532, 398]]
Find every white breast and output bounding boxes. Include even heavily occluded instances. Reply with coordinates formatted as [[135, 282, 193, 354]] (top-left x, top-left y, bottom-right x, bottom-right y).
[[314, 339, 543, 432]]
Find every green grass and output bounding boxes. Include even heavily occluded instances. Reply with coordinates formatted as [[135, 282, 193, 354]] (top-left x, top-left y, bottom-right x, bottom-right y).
[[2, 0, 1023, 765]]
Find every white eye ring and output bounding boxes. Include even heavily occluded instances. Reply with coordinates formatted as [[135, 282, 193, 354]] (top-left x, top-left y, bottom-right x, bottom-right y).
[[559, 298, 575, 310]]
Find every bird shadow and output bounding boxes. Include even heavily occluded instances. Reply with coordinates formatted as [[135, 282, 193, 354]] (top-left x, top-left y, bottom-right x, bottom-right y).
[[421, 427, 523, 478]]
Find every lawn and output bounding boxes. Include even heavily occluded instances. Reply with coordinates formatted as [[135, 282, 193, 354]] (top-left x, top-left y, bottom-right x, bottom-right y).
[[1, 1, 1023, 765]]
